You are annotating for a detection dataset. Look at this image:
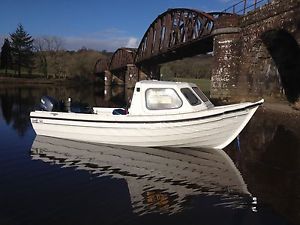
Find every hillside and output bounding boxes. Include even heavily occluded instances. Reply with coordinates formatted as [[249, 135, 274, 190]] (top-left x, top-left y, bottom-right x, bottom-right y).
[[160, 54, 213, 80]]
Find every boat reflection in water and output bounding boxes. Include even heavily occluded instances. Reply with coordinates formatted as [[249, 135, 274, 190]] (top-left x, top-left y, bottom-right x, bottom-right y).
[[31, 135, 255, 217]]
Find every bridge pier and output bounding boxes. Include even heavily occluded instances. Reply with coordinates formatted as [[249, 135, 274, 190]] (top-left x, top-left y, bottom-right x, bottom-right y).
[[125, 64, 139, 88], [104, 85, 112, 101], [104, 70, 112, 86], [211, 14, 241, 100], [104, 65, 139, 88], [211, 0, 300, 104]]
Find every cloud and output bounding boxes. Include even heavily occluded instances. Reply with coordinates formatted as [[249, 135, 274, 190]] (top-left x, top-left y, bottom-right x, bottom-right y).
[[62, 36, 139, 52], [125, 37, 139, 48], [61, 28, 139, 52], [0, 28, 139, 52]]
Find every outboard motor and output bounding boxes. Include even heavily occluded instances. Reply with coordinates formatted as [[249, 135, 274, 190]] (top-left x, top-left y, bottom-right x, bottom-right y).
[[39, 96, 93, 113], [39, 96, 59, 111]]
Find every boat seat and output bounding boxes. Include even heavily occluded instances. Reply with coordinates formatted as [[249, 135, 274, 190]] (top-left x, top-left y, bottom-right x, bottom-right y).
[[112, 108, 127, 115]]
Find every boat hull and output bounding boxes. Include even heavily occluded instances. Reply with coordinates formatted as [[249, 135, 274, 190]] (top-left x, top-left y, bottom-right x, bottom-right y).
[[30, 100, 263, 149]]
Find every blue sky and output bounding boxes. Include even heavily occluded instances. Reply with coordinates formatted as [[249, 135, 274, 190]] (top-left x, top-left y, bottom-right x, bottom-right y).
[[0, 0, 237, 51]]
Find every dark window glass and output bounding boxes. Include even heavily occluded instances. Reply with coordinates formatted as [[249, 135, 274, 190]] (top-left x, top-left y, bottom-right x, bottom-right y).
[[192, 87, 209, 102], [180, 88, 201, 106]]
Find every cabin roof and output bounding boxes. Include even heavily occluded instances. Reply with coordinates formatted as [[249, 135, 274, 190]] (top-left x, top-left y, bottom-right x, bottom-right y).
[[137, 80, 195, 88]]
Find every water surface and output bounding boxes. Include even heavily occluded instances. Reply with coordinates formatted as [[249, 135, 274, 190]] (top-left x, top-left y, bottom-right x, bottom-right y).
[[0, 84, 299, 225]]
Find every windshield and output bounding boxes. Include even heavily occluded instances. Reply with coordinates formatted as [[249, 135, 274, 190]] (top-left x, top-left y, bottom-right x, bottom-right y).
[[192, 87, 209, 102], [145, 88, 183, 110], [180, 88, 202, 106]]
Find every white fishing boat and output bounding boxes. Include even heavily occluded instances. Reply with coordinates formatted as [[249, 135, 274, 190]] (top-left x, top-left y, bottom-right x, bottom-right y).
[[30, 80, 263, 149]]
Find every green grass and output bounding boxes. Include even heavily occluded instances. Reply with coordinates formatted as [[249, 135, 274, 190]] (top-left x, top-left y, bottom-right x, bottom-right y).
[[174, 77, 211, 93], [0, 69, 45, 78], [0, 69, 16, 75]]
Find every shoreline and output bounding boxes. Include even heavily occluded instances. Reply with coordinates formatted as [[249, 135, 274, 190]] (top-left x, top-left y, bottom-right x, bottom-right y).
[[263, 102, 300, 114], [1, 76, 299, 115], [0, 76, 92, 86]]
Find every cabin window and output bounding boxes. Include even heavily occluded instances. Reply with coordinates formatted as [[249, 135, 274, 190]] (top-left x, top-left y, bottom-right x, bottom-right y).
[[192, 87, 209, 102], [146, 88, 182, 110], [180, 88, 202, 106]]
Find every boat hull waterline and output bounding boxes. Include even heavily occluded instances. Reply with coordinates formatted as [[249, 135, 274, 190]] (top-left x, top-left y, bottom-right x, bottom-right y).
[[30, 100, 263, 149]]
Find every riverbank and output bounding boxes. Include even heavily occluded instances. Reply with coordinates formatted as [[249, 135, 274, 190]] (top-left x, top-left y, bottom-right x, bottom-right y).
[[0, 76, 92, 87], [0, 76, 55, 84]]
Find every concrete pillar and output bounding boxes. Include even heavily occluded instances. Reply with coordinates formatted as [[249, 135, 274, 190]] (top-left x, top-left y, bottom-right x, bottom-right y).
[[211, 14, 241, 100]]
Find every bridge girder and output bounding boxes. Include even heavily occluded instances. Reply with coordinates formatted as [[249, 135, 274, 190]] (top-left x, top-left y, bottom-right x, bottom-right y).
[[135, 8, 215, 65], [109, 48, 137, 71], [94, 9, 221, 78]]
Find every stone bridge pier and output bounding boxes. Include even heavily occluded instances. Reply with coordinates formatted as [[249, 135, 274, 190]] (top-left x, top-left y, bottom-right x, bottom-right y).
[[211, 0, 300, 105], [211, 14, 241, 100], [124, 64, 139, 88]]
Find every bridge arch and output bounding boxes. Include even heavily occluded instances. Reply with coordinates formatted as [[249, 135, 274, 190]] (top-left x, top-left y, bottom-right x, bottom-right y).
[[261, 29, 300, 103], [109, 48, 137, 71], [94, 58, 110, 75], [135, 8, 215, 64]]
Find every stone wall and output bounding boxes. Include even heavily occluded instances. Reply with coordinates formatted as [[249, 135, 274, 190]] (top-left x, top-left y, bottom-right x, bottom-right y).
[[211, 0, 300, 103], [211, 15, 242, 100]]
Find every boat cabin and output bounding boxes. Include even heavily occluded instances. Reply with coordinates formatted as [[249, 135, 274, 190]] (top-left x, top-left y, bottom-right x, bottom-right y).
[[128, 80, 214, 116]]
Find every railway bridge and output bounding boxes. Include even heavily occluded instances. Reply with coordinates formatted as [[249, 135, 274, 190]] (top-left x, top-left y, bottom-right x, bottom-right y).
[[95, 0, 300, 104]]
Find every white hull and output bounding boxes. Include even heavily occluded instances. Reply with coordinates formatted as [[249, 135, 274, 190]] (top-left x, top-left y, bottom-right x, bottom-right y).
[[30, 100, 263, 149]]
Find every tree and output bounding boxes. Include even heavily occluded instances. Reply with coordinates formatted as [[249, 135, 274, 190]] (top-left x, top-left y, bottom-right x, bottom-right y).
[[34, 36, 64, 78], [0, 39, 13, 75], [10, 24, 34, 77], [33, 37, 48, 78]]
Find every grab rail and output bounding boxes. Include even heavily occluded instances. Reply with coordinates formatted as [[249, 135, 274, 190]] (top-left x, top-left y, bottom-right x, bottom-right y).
[[223, 0, 273, 15]]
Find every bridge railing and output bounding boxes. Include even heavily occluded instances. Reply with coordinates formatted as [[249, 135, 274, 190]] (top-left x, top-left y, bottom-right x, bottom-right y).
[[223, 0, 272, 15]]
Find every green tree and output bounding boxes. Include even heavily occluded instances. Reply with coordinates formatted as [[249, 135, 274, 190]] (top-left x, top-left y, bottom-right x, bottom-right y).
[[0, 38, 13, 75], [10, 24, 34, 77]]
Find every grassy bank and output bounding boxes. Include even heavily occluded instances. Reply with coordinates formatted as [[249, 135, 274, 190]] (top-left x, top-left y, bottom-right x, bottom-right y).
[[174, 78, 211, 93], [0, 76, 92, 88], [0, 74, 211, 93]]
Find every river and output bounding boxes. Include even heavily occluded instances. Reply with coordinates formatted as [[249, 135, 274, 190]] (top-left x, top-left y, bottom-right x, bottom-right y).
[[0, 83, 299, 225]]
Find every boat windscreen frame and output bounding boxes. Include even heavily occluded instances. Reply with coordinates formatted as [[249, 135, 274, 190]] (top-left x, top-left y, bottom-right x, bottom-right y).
[[192, 87, 209, 102], [180, 88, 202, 106]]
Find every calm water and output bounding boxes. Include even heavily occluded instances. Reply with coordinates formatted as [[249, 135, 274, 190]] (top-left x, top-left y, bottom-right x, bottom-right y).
[[0, 84, 299, 225]]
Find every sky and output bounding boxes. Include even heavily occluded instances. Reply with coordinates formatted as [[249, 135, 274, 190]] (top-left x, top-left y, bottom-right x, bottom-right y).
[[0, 0, 238, 51]]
